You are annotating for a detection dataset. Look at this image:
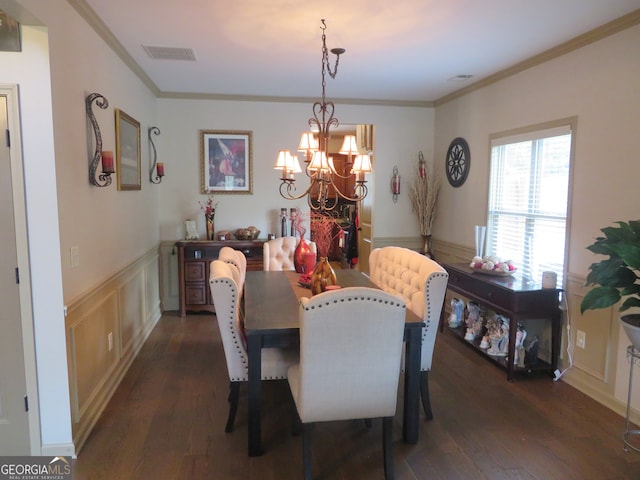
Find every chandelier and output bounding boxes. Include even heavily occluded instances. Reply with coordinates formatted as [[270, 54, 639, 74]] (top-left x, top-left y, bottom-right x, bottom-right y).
[[274, 19, 372, 211]]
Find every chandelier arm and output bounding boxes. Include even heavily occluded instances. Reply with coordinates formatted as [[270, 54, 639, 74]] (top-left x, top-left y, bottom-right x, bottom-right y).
[[279, 180, 315, 201]]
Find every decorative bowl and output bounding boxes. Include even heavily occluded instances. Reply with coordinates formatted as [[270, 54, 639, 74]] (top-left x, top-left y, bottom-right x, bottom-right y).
[[234, 228, 260, 240]]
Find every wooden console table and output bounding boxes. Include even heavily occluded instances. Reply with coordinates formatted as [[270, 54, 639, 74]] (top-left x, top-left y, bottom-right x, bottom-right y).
[[175, 239, 265, 317], [444, 263, 562, 381]]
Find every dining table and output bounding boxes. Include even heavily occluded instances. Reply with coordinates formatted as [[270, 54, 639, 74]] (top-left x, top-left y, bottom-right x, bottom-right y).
[[244, 269, 425, 457]]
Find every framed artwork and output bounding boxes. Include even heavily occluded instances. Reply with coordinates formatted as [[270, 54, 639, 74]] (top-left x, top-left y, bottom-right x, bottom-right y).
[[115, 109, 141, 191], [200, 130, 253, 194]]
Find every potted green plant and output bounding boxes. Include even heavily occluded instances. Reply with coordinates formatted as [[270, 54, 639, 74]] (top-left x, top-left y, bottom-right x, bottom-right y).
[[580, 220, 640, 349]]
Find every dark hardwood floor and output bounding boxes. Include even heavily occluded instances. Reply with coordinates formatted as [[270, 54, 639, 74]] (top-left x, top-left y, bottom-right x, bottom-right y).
[[73, 311, 640, 479]]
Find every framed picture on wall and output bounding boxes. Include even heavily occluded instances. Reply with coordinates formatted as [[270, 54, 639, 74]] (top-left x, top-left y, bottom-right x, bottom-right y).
[[200, 130, 253, 194], [115, 109, 141, 191]]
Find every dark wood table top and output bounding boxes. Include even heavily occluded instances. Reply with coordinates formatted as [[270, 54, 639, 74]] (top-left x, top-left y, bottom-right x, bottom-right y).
[[244, 270, 423, 335]]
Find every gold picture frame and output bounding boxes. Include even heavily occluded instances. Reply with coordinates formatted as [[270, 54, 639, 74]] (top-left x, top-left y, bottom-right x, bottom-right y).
[[200, 130, 253, 194], [115, 109, 141, 191]]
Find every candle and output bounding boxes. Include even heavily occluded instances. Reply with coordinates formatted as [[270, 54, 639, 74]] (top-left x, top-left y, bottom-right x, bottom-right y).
[[101, 151, 114, 173], [156, 162, 165, 177]]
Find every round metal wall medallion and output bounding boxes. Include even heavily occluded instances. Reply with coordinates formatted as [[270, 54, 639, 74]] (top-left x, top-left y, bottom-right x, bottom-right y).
[[445, 137, 470, 187]]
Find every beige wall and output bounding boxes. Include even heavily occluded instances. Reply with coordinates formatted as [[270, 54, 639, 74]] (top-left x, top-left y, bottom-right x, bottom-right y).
[[5, 0, 640, 452], [433, 24, 640, 416], [155, 100, 433, 242]]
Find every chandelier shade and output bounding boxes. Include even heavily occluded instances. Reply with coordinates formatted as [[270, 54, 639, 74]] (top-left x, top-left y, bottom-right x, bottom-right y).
[[275, 20, 371, 211]]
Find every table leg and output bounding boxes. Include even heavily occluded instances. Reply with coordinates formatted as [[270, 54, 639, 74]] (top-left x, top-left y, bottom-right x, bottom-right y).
[[247, 334, 263, 457], [403, 326, 421, 444], [507, 319, 516, 381]]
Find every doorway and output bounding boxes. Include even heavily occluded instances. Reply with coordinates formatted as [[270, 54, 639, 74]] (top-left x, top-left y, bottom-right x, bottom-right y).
[[0, 85, 39, 454]]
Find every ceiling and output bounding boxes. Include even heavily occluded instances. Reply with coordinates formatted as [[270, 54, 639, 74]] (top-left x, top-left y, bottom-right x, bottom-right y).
[[72, 0, 640, 104]]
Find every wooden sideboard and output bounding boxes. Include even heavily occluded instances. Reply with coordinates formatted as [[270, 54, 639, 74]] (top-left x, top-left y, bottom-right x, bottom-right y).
[[443, 263, 562, 381], [175, 240, 265, 317]]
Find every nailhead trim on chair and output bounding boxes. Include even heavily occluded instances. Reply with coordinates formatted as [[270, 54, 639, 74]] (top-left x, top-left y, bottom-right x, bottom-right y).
[[211, 273, 289, 382], [211, 277, 247, 381], [304, 295, 406, 311]]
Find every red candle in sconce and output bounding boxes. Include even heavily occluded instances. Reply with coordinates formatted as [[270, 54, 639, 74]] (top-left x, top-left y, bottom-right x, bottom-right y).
[[101, 151, 114, 174], [156, 162, 165, 177]]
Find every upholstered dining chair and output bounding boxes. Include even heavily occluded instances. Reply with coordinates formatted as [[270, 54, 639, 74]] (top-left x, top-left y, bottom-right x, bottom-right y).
[[369, 246, 449, 420], [218, 246, 247, 288], [209, 260, 298, 432], [287, 287, 407, 480], [263, 236, 317, 271]]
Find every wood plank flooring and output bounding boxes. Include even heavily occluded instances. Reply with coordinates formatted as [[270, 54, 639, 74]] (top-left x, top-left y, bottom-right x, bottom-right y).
[[72, 311, 640, 479]]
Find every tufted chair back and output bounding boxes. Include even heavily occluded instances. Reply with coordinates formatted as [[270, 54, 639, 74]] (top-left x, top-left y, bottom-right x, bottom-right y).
[[263, 236, 317, 271], [369, 246, 448, 420], [369, 246, 449, 371]]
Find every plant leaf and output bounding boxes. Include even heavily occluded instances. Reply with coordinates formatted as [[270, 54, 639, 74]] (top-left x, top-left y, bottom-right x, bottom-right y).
[[580, 287, 620, 313]]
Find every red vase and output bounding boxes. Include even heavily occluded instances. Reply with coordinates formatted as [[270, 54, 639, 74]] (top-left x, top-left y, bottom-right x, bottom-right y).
[[294, 238, 313, 273]]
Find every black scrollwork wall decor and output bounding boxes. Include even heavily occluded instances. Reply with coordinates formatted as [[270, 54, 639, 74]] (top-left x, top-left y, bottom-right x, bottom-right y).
[[445, 137, 470, 187], [85, 92, 113, 187], [149, 126, 163, 184]]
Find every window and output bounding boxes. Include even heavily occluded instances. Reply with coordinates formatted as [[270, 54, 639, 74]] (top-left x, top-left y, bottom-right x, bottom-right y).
[[487, 123, 573, 287]]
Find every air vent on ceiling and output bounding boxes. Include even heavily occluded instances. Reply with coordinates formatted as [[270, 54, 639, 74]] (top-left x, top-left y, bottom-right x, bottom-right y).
[[448, 74, 474, 82], [143, 45, 196, 61]]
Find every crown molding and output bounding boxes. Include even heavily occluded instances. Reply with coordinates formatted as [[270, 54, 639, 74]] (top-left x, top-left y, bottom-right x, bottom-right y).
[[67, 0, 160, 96], [434, 8, 640, 107], [67, 1, 639, 108]]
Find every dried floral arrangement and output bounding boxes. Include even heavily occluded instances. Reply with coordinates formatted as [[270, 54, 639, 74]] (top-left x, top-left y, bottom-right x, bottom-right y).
[[292, 209, 308, 238], [199, 195, 218, 217], [310, 212, 341, 258], [409, 151, 440, 256]]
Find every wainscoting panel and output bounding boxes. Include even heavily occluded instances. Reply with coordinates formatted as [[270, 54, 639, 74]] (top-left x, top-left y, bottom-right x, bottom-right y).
[[65, 247, 161, 453]]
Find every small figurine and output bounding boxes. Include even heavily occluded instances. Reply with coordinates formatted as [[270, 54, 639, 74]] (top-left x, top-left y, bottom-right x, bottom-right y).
[[448, 298, 465, 328], [488, 315, 509, 356], [514, 323, 527, 366], [464, 302, 483, 341]]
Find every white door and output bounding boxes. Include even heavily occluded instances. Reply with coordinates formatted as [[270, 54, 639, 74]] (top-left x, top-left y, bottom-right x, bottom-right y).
[[0, 93, 31, 454]]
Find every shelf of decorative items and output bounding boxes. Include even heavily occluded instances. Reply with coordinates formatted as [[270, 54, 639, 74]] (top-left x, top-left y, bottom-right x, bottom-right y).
[[443, 262, 562, 381], [624, 345, 640, 453]]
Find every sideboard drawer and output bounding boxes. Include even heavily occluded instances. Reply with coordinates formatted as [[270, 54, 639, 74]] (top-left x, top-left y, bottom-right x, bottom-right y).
[[185, 284, 207, 305], [185, 261, 206, 282]]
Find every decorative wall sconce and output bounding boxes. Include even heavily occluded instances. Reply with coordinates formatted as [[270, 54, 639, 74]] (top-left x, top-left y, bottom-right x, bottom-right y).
[[86, 92, 114, 187], [148, 126, 164, 183], [391, 165, 401, 202]]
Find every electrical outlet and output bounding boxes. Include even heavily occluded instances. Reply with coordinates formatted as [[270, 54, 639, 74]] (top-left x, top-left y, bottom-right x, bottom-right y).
[[70, 246, 80, 268], [108, 332, 113, 352], [576, 330, 586, 349]]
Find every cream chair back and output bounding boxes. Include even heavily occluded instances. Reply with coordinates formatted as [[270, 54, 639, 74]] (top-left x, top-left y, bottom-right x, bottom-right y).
[[369, 246, 449, 372], [218, 246, 247, 288], [263, 236, 317, 271], [289, 287, 406, 423]]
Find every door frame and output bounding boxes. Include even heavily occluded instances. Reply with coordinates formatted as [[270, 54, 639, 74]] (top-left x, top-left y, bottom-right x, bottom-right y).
[[1, 83, 42, 454]]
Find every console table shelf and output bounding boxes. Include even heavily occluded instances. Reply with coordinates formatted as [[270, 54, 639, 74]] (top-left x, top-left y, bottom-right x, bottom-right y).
[[444, 263, 562, 381], [448, 325, 553, 374]]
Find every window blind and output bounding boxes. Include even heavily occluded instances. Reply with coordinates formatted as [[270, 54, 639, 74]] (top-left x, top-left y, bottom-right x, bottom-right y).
[[487, 125, 571, 286]]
